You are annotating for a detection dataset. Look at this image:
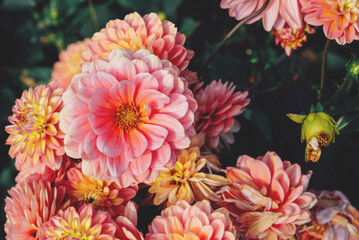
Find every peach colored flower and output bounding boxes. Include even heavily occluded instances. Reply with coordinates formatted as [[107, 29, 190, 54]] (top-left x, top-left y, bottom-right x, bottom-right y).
[[220, 0, 303, 31], [300, 0, 359, 44], [50, 39, 90, 89], [273, 24, 315, 56], [65, 166, 138, 217], [148, 147, 228, 207], [218, 151, 317, 240], [4, 181, 69, 240], [147, 200, 236, 239], [194, 80, 250, 149], [60, 48, 197, 187], [82, 12, 196, 82], [114, 201, 144, 240], [39, 204, 117, 240], [298, 190, 359, 240], [6, 84, 65, 174]]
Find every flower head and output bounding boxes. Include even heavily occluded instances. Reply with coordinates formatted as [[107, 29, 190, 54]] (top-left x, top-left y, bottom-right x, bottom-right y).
[[147, 200, 236, 239], [60, 48, 197, 187], [218, 152, 317, 240], [65, 166, 138, 216], [50, 39, 90, 89], [298, 190, 359, 240], [287, 112, 339, 162], [300, 0, 359, 44], [273, 24, 315, 56], [194, 80, 250, 149], [148, 147, 228, 207], [220, 0, 303, 31], [5, 181, 69, 240], [82, 12, 195, 80], [6, 84, 65, 173], [39, 204, 117, 240]]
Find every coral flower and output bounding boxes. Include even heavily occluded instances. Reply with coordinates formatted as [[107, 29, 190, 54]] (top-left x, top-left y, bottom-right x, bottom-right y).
[[194, 80, 250, 149], [6, 84, 65, 174], [148, 147, 228, 207], [273, 24, 315, 56], [218, 151, 317, 240], [50, 39, 90, 89], [65, 166, 138, 217], [298, 190, 359, 240], [300, 0, 359, 44], [39, 204, 117, 240], [60, 48, 197, 187], [147, 200, 236, 240], [220, 0, 303, 31], [4, 181, 69, 239], [82, 12, 195, 80]]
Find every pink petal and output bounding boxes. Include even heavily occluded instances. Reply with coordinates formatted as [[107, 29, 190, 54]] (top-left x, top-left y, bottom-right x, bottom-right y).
[[109, 80, 136, 105], [96, 128, 125, 157]]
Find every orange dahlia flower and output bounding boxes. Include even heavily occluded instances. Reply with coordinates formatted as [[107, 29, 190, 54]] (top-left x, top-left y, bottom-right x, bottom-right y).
[[219, 151, 317, 239], [6, 84, 65, 174], [148, 147, 228, 207], [5, 181, 69, 239], [300, 0, 359, 44], [50, 39, 90, 89], [147, 200, 236, 239]]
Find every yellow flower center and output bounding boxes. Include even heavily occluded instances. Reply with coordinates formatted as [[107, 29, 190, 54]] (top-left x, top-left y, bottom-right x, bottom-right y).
[[57, 229, 93, 240], [316, 131, 331, 147], [113, 102, 142, 131]]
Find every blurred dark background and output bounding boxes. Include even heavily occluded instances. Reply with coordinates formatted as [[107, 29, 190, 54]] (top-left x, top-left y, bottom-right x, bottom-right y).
[[1, 0, 359, 238]]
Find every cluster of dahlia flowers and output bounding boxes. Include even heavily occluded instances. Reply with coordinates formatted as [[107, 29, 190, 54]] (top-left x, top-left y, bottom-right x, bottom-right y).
[[4, 10, 359, 240]]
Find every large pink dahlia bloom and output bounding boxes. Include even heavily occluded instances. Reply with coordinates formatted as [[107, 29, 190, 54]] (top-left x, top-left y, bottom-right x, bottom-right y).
[[219, 151, 317, 239], [82, 12, 194, 77], [300, 0, 359, 44], [220, 0, 303, 31], [60, 48, 197, 187], [6, 84, 65, 173], [147, 200, 236, 240], [195, 80, 250, 149], [4, 181, 69, 239]]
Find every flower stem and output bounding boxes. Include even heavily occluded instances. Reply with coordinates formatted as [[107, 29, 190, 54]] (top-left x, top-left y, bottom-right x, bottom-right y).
[[324, 77, 350, 110], [88, 0, 100, 32], [199, 0, 271, 79], [319, 39, 330, 100]]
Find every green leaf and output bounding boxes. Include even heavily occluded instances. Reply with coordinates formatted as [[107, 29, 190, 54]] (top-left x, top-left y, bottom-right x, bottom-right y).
[[180, 17, 199, 38], [1, 0, 35, 10], [316, 102, 324, 112]]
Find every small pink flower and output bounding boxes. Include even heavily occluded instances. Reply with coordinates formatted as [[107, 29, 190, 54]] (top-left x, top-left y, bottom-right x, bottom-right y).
[[4, 181, 69, 239], [194, 80, 250, 149], [114, 201, 144, 240], [147, 200, 236, 239], [60, 48, 197, 187], [220, 0, 303, 31], [218, 151, 317, 239], [6, 84, 65, 174], [300, 0, 359, 44]]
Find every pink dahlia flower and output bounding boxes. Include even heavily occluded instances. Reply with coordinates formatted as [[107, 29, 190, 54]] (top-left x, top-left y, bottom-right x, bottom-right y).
[[114, 201, 144, 240], [194, 80, 250, 149], [220, 0, 303, 31], [147, 200, 236, 239], [60, 48, 197, 187], [6, 84, 65, 174], [65, 166, 138, 217], [82, 12, 195, 81], [4, 181, 69, 239], [50, 39, 90, 90], [39, 204, 117, 240], [300, 0, 359, 44], [218, 151, 317, 239]]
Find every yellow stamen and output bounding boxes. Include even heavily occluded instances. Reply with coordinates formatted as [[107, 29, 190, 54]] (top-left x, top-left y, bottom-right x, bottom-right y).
[[113, 102, 141, 131]]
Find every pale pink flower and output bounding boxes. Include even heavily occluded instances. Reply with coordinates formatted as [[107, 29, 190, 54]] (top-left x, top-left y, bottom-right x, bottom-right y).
[[114, 201, 144, 240], [220, 0, 303, 31], [50, 39, 90, 89], [218, 151, 317, 239], [298, 190, 359, 240], [300, 0, 359, 45], [194, 80, 250, 149], [4, 181, 69, 239], [6, 84, 65, 174], [82, 12, 196, 82], [147, 200, 236, 240], [60, 48, 197, 187]]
